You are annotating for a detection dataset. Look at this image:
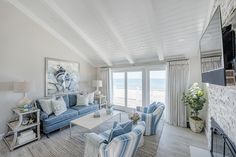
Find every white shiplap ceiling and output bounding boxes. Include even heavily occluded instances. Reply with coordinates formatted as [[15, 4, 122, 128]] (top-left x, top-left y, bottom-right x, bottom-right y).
[[7, 0, 211, 67]]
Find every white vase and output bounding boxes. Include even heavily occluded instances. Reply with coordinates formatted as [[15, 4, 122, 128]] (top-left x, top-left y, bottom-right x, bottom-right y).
[[189, 117, 204, 133]]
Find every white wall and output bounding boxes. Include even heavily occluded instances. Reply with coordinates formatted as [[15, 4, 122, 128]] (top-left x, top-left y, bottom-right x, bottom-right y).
[[0, 1, 96, 135], [189, 55, 202, 85]]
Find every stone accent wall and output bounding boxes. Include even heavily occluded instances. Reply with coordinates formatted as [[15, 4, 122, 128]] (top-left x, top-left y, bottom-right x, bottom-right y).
[[211, 0, 236, 24], [206, 84, 236, 147], [205, 0, 236, 148]]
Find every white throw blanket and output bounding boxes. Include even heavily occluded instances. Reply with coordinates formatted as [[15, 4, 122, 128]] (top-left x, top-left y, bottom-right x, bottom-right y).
[[84, 133, 106, 157]]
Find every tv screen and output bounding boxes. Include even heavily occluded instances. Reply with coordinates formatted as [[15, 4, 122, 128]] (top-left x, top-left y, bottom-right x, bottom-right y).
[[200, 7, 226, 86]]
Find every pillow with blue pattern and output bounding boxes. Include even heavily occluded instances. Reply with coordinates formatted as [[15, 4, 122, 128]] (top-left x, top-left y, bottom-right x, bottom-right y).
[[147, 102, 159, 113], [107, 121, 133, 143]]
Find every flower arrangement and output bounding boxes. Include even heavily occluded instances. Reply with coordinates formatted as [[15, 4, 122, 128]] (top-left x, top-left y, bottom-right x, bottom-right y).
[[106, 103, 113, 115], [182, 83, 206, 120], [129, 112, 140, 124]]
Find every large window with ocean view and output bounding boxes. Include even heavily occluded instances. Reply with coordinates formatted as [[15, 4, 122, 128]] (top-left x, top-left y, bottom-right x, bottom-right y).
[[111, 67, 166, 109], [149, 70, 166, 104], [127, 71, 142, 108], [112, 72, 125, 106]]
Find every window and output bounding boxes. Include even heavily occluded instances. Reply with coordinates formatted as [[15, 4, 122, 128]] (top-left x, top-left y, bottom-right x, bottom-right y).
[[111, 67, 166, 109], [149, 70, 166, 104], [127, 71, 142, 108], [112, 72, 125, 106]]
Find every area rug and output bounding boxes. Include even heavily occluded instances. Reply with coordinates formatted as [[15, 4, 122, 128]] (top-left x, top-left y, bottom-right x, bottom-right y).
[[0, 112, 164, 157]]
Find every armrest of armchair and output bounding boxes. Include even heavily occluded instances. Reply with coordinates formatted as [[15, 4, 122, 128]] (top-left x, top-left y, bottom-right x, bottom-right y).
[[137, 112, 152, 122], [84, 133, 107, 157], [40, 111, 49, 121]]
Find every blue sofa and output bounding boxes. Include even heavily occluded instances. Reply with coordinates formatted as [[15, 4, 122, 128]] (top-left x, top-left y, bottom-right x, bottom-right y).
[[35, 94, 99, 136]]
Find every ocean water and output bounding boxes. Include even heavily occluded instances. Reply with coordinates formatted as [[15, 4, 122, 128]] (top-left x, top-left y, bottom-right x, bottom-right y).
[[113, 79, 165, 90]]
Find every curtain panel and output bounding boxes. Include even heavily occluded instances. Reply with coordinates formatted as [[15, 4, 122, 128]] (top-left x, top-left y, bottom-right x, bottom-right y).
[[97, 68, 112, 103], [166, 60, 189, 127]]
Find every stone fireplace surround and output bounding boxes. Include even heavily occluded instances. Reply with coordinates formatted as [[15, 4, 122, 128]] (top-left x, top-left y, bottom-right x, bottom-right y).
[[206, 84, 236, 148], [210, 117, 236, 157]]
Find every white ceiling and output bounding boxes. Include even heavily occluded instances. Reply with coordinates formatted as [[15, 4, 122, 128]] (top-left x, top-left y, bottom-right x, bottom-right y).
[[7, 0, 211, 67]]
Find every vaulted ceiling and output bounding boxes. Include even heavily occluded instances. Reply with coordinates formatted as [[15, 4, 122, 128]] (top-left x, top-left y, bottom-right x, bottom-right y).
[[7, 0, 211, 67]]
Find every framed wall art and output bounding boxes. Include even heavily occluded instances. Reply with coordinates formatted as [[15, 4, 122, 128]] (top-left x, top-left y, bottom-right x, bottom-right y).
[[45, 58, 80, 96]]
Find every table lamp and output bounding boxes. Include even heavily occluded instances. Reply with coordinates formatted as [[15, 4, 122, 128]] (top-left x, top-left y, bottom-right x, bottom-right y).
[[92, 80, 102, 96], [13, 81, 31, 106]]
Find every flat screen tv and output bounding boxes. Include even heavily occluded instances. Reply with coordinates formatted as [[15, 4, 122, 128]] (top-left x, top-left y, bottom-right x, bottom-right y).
[[200, 7, 226, 86]]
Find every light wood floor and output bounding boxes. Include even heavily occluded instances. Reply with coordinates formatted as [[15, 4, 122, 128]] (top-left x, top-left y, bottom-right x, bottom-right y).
[[0, 122, 208, 157], [156, 124, 208, 157]]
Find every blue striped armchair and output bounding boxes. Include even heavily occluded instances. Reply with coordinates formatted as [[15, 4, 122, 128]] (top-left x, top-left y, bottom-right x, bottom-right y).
[[136, 102, 165, 136], [84, 121, 145, 157]]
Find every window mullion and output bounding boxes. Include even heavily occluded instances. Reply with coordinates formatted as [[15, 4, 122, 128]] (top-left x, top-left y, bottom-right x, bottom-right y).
[[125, 72, 128, 107]]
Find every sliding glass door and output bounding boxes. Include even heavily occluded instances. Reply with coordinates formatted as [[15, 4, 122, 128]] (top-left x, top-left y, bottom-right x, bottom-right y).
[[112, 72, 125, 106], [111, 67, 166, 109], [127, 71, 142, 108], [149, 70, 166, 104]]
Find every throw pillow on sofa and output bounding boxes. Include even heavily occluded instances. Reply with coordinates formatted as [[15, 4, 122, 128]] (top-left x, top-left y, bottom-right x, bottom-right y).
[[39, 99, 53, 115], [87, 92, 95, 104], [51, 97, 67, 116], [77, 94, 89, 106]]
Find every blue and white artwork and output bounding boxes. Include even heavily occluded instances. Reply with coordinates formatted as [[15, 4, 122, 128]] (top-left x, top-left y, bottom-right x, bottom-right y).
[[45, 58, 79, 96]]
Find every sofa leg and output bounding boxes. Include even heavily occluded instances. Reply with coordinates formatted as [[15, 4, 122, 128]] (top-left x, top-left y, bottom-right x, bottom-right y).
[[45, 134, 49, 138]]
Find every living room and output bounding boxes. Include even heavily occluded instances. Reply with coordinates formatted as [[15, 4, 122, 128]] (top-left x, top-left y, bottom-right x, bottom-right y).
[[0, 0, 236, 157]]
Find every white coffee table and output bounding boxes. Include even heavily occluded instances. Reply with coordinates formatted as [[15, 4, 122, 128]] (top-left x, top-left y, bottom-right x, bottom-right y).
[[69, 109, 121, 137]]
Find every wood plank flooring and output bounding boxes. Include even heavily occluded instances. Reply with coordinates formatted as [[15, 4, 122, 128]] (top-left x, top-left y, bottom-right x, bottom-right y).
[[0, 119, 208, 157], [156, 124, 208, 157]]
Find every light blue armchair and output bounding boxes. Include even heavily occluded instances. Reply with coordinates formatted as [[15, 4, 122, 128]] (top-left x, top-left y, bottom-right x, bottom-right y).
[[84, 121, 145, 157], [136, 102, 165, 136]]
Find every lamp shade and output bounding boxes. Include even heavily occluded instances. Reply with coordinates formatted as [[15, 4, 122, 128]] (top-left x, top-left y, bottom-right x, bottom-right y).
[[92, 80, 102, 88], [13, 81, 29, 93]]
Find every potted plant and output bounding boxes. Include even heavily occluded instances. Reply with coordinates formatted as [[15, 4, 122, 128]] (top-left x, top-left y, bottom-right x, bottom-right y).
[[182, 83, 206, 133]]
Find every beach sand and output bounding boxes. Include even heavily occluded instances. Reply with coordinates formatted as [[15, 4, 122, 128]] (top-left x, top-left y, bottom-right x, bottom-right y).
[[113, 89, 165, 108]]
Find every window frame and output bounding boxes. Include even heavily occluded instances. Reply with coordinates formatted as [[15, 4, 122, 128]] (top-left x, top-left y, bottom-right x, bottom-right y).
[[111, 65, 166, 110]]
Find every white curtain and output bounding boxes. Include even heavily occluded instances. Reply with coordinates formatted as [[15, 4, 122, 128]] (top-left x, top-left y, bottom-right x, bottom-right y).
[[166, 60, 189, 127], [97, 68, 112, 103]]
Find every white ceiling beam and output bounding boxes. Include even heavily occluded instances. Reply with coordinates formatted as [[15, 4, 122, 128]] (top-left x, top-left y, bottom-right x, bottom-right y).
[[43, 0, 112, 66], [88, 0, 134, 64], [7, 0, 96, 67], [142, 0, 165, 61]]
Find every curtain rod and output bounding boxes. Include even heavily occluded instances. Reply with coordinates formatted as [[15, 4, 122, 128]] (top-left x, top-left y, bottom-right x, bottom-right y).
[[166, 58, 189, 62]]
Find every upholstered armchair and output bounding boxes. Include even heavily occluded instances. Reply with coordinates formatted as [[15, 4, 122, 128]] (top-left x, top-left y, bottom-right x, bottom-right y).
[[136, 102, 165, 136], [84, 121, 145, 157]]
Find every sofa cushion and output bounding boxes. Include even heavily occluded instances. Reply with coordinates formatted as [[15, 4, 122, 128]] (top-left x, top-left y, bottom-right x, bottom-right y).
[[71, 104, 98, 115], [87, 92, 95, 104], [38, 99, 53, 115], [51, 97, 67, 116], [68, 94, 77, 107], [62, 95, 69, 108], [43, 109, 78, 126], [77, 94, 89, 106], [107, 121, 133, 143]]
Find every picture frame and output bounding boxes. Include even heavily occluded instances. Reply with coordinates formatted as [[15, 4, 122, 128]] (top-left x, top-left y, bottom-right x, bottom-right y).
[[45, 57, 80, 96]]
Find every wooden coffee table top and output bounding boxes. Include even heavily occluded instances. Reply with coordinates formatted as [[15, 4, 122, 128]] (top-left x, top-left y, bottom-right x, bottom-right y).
[[70, 109, 121, 130]]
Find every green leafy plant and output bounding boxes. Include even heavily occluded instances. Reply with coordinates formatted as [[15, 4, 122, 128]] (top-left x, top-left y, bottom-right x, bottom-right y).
[[182, 83, 206, 121]]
